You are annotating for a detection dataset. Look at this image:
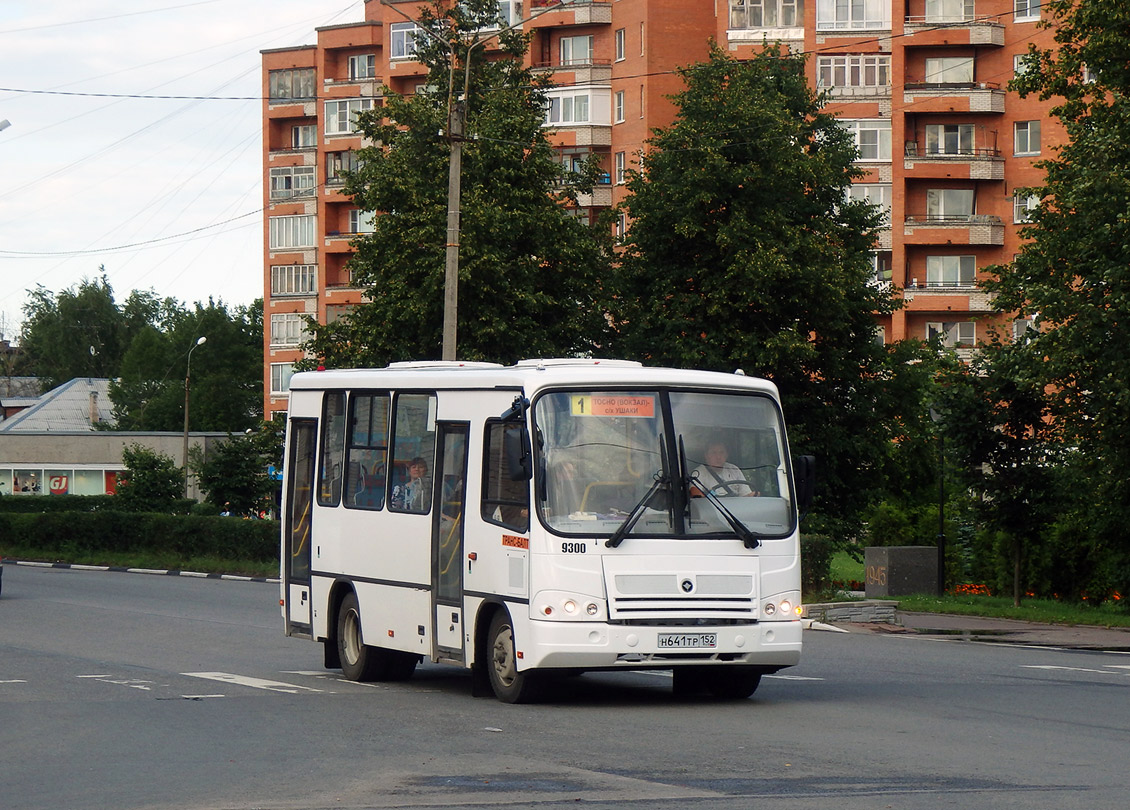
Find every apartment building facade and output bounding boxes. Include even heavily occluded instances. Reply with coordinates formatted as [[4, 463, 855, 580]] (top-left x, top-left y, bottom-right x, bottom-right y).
[[262, 0, 1058, 417]]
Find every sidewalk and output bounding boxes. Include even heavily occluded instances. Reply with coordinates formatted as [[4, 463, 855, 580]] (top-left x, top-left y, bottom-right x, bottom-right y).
[[840, 610, 1130, 652]]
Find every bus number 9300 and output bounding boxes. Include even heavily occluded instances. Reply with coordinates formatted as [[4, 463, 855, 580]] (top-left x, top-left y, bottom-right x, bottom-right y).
[[561, 542, 586, 554]]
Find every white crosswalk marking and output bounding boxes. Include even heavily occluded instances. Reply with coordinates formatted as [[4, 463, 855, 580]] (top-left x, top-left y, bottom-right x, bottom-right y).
[[183, 672, 326, 694]]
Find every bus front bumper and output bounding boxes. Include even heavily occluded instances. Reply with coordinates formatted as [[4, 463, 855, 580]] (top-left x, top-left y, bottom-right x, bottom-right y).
[[519, 619, 802, 671]]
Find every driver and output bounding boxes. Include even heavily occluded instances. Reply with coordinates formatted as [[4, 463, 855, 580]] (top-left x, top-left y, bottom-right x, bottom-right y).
[[691, 441, 758, 497]]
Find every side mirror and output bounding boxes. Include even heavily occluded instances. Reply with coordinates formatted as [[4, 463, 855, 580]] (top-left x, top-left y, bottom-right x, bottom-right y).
[[504, 425, 532, 481], [793, 455, 816, 517]]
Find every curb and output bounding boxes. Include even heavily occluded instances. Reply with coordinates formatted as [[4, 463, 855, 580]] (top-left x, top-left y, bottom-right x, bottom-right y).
[[4, 558, 279, 584]]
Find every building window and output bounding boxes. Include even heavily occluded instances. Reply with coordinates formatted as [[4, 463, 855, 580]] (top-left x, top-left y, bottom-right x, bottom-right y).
[[348, 54, 376, 80], [1014, 53, 1037, 77], [926, 255, 976, 287], [614, 91, 625, 123], [730, 0, 803, 29], [1015, 120, 1041, 156], [560, 35, 594, 66], [325, 98, 376, 135], [925, 123, 974, 155], [925, 0, 974, 22], [326, 150, 360, 183], [349, 209, 376, 234], [816, 0, 889, 30], [924, 56, 974, 84], [270, 313, 308, 347], [925, 188, 975, 220], [270, 363, 295, 394], [842, 120, 891, 161], [271, 264, 317, 296], [269, 166, 316, 199], [847, 183, 892, 225], [870, 252, 892, 284], [291, 124, 316, 149], [1013, 318, 1036, 343], [391, 23, 420, 59], [1014, 0, 1041, 22], [817, 55, 890, 89], [269, 215, 316, 250], [269, 68, 315, 101], [927, 320, 976, 347], [1014, 193, 1040, 223], [614, 28, 625, 61], [545, 92, 591, 125], [614, 151, 626, 184]]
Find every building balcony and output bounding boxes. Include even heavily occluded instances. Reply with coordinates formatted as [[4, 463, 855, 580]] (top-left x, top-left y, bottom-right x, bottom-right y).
[[545, 123, 612, 147], [902, 281, 995, 312], [903, 83, 1005, 114], [820, 84, 893, 100], [532, 59, 612, 85], [727, 26, 805, 45], [529, 0, 612, 26], [903, 16, 1005, 47], [903, 145, 1005, 180], [903, 214, 1005, 246]]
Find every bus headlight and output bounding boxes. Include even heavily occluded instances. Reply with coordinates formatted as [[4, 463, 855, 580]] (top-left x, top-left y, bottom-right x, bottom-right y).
[[762, 592, 802, 620], [534, 591, 605, 621]]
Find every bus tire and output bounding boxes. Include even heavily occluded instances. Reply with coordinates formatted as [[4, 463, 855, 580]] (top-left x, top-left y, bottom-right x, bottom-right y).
[[706, 666, 762, 700], [336, 592, 381, 681], [486, 611, 538, 704]]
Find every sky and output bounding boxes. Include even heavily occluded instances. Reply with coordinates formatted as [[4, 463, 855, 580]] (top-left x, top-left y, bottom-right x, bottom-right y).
[[0, 0, 367, 342]]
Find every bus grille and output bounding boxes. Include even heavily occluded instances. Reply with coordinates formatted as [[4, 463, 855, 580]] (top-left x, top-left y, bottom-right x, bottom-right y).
[[607, 572, 757, 621]]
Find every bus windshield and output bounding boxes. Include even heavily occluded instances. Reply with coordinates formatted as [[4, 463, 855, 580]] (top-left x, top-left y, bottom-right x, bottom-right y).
[[533, 389, 794, 540]]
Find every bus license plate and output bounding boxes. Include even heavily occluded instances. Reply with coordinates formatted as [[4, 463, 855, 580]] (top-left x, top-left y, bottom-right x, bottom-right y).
[[657, 632, 717, 649]]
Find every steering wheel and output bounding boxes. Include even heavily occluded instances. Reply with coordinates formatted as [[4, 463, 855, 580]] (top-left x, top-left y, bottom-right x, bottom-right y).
[[708, 481, 748, 497]]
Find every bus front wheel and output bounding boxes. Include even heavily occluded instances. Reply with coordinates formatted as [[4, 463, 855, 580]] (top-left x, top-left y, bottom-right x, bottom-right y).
[[487, 611, 538, 704], [337, 592, 381, 681]]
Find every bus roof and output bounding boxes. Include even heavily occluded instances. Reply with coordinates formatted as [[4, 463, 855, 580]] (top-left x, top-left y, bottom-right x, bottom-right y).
[[288, 359, 779, 398]]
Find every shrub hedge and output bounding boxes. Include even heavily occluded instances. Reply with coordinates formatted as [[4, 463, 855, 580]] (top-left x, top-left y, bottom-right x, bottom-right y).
[[0, 512, 277, 564], [0, 495, 197, 514]]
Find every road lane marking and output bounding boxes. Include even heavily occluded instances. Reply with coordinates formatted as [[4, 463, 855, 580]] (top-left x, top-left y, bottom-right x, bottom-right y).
[[182, 672, 325, 694], [1021, 665, 1130, 676], [1, 679, 28, 684]]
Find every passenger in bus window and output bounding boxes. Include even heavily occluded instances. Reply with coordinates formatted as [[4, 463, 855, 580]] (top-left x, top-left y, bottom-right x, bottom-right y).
[[393, 457, 431, 512], [691, 441, 758, 497]]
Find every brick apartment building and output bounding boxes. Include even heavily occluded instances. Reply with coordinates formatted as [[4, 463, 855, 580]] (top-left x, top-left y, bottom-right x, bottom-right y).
[[261, 0, 1058, 418]]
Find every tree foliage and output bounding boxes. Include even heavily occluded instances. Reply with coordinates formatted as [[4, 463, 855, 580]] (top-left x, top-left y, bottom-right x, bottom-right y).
[[301, 0, 613, 368], [611, 45, 928, 542], [970, 0, 1130, 602], [191, 419, 284, 517], [116, 444, 184, 512]]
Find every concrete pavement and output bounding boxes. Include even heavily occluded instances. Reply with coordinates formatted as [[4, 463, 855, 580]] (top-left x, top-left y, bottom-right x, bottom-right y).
[[837, 610, 1130, 652]]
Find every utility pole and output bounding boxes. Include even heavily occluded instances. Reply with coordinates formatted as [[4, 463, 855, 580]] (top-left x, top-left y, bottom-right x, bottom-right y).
[[381, 1, 563, 361]]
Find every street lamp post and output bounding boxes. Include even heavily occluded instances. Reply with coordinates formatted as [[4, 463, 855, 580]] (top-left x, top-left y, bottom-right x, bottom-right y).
[[183, 336, 207, 497], [929, 406, 946, 596]]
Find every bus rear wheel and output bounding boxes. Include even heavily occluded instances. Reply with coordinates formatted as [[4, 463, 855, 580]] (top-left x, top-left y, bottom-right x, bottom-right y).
[[487, 611, 538, 704], [336, 592, 418, 682]]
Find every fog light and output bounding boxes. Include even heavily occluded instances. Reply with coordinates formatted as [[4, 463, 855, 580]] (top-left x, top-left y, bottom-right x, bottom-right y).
[[563, 600, 578, 614], [780, 600, 792, 615]]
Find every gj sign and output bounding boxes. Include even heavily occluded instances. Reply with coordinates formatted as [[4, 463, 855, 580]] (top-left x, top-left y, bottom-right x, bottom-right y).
[[49, 475, 69, 495]]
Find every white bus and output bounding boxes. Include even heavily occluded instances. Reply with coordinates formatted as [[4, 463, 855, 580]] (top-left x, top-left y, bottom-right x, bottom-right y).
[[280, 359, 813, 702]]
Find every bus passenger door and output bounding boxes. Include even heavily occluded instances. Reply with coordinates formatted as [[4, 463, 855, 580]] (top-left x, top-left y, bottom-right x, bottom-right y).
[[284, 419, 317, 635], [432, 422, 469, 660]]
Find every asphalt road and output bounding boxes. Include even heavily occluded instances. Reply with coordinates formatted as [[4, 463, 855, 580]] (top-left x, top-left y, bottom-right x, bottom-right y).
[[2, 563, 1128, 810]]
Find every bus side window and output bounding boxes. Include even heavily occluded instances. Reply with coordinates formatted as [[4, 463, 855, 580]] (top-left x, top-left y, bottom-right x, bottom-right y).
[[345, 393, 390, 510], [389, 393, 436, 515], [318, 392, 347, 507], [481, 421, 530, 532]]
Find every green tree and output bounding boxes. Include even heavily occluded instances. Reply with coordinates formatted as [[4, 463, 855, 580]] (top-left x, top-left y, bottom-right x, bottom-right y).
[[611, 44, 922, 543], [301, 0, 613, 368], [116, 444, 183, 512], [982, 0, 1130, 602], [110, 299, 263, 432], [15, 273, 127, 387], [191, 422, 282, 517]]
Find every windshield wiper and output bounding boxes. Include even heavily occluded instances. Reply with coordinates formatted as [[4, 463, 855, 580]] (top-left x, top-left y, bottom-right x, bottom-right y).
[[679, 435, 762, 550], [606, 437, 670, 549], [604, 473, 668, 548]]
